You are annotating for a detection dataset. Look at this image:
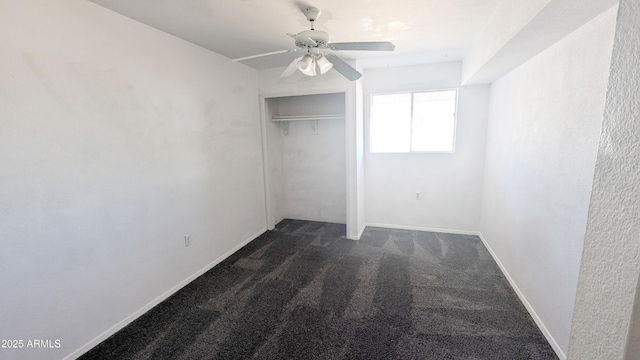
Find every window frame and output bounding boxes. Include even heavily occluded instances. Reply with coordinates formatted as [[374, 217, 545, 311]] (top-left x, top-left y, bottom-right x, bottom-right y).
[[368, 88, 459, 154]]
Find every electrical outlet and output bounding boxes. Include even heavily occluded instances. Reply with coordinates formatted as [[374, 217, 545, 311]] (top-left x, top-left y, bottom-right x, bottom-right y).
[[415, 192, 422, 200], [184, 234, 191, 247]]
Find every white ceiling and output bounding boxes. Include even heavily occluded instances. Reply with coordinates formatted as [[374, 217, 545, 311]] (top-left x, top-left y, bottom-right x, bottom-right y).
[[88, 0, 504, 70]]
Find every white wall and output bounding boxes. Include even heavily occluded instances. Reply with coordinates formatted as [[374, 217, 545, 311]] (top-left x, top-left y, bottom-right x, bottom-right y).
[[263, 101, 286, 226], [567, 1, 640, 358], [0, 1, 265, 359], [265, 94, 346, 224], [355, 65, 367, 236], [280, 119, 347, 223], [258, 67, 355, 96], [479, 7, 617, 357], [624, 277, 640, 359], [462, 0, 618, 85], [363, 62, 489, 232], [462, 0, 551, 83]]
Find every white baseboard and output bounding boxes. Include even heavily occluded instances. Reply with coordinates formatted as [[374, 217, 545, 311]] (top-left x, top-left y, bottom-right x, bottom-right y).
[[347, 223, 367, 240], [477, 232, 567, 360], [365, 222, 480, 236], [357, 224, 366, 239], [65, 227, 268, 360]]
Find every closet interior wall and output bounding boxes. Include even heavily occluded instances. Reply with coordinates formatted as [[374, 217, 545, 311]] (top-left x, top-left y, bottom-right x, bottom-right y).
[[264, 92, 347, 227]]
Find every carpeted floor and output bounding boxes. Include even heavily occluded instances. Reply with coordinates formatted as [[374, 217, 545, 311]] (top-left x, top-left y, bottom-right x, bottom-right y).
[[80, 219, 558, 359]]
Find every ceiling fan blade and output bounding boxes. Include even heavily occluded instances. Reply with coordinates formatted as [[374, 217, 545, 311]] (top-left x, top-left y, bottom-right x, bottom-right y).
[[298, 37, 318, 47], [232, 49, 294, 62], [325, 54, 362, 81], [280, 57, 303, 78], [329, 41, 395, 51]]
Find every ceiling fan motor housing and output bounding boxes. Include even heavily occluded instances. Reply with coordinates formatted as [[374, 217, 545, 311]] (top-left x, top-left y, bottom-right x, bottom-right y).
[[295, 29, 330, 49]]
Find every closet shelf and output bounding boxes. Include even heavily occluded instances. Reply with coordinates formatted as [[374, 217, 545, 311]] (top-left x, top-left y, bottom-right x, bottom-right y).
[[271, 114, 344, 121]]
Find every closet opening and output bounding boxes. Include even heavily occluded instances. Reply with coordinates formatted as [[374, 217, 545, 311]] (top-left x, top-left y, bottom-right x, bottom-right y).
[[262, 92, 347, 235]]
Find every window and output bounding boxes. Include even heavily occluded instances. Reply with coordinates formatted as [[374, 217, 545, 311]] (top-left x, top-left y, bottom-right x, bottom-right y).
[[370, 89, 457, 153]]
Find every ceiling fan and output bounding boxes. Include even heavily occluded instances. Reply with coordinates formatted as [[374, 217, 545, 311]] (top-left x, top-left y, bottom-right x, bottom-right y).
[[231, 6, 395, 81]]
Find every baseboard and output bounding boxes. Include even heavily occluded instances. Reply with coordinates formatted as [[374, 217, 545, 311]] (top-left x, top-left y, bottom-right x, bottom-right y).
[[347, 223, 367, 241], [357, 224, 366, 239], [477, 232, 567, 360], [365, 222, 480, 236], [65, 227, 268, 360]]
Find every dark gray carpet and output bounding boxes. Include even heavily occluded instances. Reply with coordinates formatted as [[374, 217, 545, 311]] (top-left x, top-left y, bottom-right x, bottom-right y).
[[80, 219, 557, 359]]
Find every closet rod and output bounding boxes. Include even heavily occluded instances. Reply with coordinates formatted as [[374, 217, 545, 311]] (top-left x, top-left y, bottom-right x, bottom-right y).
[[271, 114, 344, 121]]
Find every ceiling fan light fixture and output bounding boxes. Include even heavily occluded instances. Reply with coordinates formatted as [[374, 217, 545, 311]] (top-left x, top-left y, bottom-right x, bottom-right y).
[[297, 55, 316, 76], [317, 55, 333, 74]]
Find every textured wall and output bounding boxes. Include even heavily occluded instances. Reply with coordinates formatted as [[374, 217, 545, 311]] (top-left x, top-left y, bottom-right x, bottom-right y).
[[624, 277, 640, 359], [480, 7, 617, 357], [567, 0, 640, 358], [363, 62, 489, 233], [0, 1, 264, 359]]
